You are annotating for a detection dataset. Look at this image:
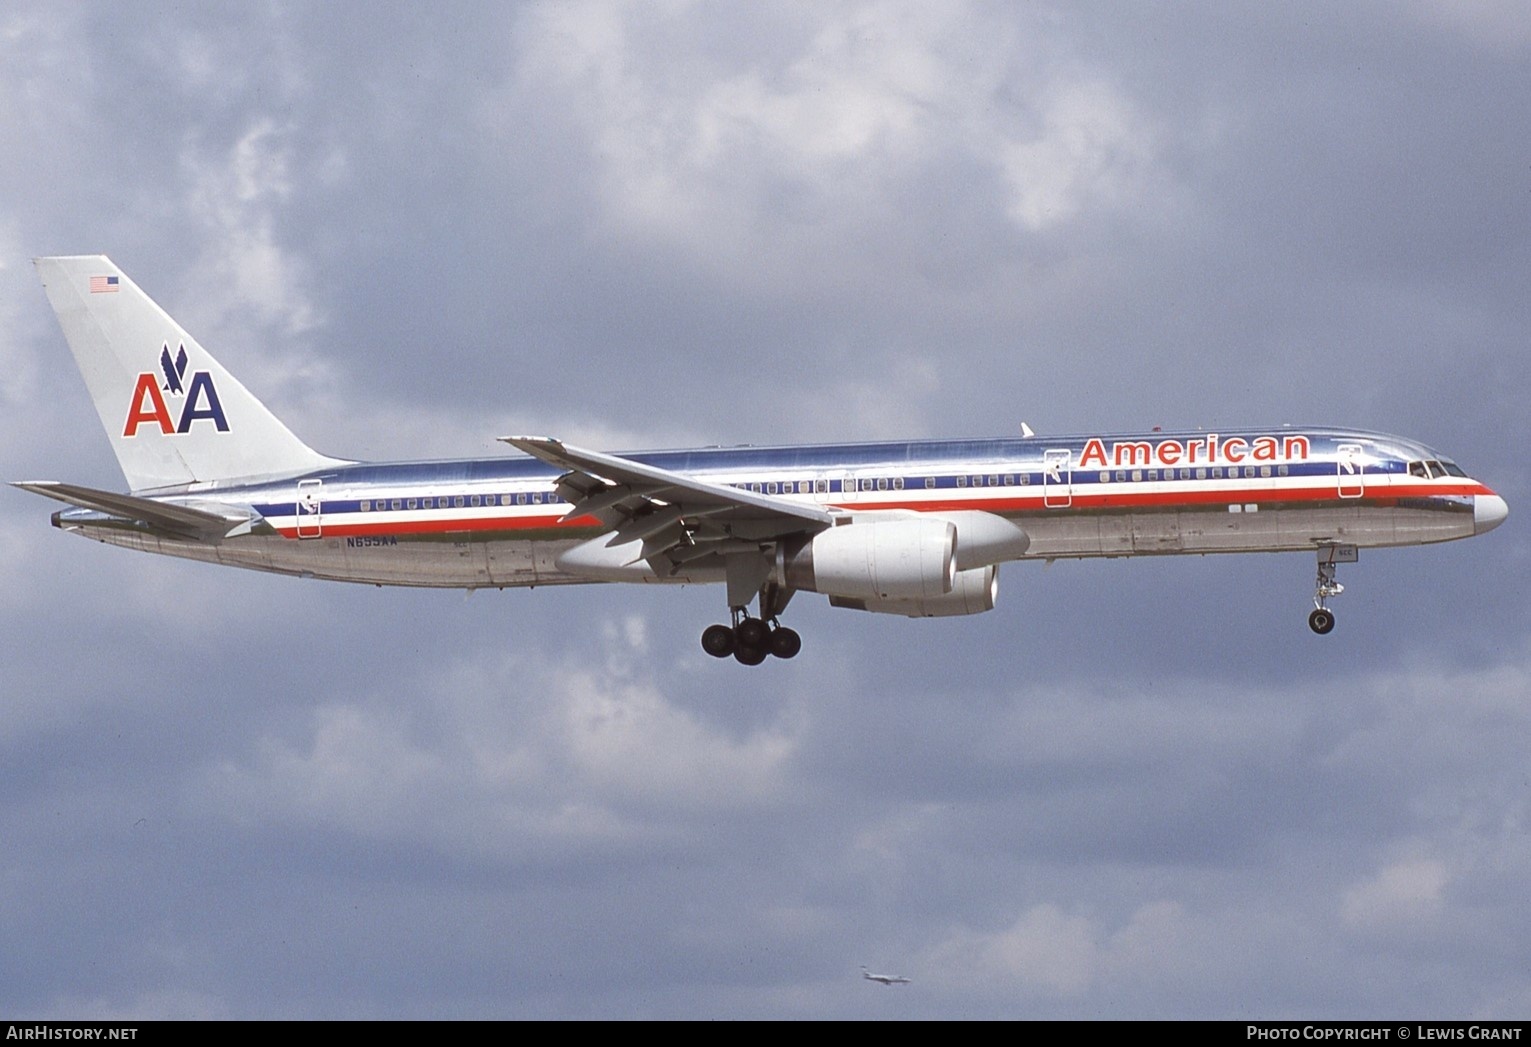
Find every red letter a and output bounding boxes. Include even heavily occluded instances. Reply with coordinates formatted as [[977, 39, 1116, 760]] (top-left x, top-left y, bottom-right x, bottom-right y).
[[123, 373, 174, 436]]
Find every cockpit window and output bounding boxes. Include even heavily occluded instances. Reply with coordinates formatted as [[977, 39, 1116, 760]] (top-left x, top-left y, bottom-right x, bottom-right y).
[[1410, 458, 1469, 479]]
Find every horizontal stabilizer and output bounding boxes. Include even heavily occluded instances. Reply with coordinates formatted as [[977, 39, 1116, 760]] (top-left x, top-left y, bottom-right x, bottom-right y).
[[11, 480, 259, 539]]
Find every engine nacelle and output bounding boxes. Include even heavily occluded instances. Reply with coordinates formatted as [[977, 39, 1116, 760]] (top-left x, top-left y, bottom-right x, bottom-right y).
[[829, 564, 998, 617], [782, 517, 956, 601]]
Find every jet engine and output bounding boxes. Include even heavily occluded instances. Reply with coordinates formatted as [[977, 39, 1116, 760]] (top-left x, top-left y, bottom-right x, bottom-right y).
[[778, 512, 1017, 618], [781, 516, 956, 602]]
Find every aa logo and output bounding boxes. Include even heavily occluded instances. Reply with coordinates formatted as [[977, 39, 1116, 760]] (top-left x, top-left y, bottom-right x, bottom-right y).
[[123, 342, 229, 436]]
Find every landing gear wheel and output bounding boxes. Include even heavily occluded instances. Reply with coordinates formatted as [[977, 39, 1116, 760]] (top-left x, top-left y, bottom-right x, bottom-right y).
[[1308, 608, 1335, 635], [734, 643, 768, 666], [701, 624, 736, 658], [769, 626, 802, 660], [735, 617, 770, 649]]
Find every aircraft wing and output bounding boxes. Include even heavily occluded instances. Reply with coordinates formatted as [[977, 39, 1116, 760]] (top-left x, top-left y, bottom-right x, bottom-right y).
[[501, 436, 834, 528], [501, 436, 837, 597], [12, 480, 261, 540]]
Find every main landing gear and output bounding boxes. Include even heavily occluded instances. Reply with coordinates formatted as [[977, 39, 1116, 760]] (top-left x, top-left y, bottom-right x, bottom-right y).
[[701, 580, 801, 665], [701, 610, 802, 665], [1308, 544, 1356, 635]]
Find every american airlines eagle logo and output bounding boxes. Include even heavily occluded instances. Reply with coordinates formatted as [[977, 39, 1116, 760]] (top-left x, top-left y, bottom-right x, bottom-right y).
[[122, 342, 229, 436], [160, 343, 188, 395]]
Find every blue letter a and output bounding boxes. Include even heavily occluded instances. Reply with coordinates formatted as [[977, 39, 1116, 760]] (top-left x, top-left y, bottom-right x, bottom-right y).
[[177, 371, 230, 432]]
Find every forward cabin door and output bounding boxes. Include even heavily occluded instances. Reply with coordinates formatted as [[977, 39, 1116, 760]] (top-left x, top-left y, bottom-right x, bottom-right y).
[[1043, 449, 1073, 508], [1336, 444, 1364, 499]]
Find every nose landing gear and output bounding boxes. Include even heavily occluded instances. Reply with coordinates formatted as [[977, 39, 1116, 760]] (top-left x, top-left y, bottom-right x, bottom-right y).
[[1308, 544, 1355, 635]]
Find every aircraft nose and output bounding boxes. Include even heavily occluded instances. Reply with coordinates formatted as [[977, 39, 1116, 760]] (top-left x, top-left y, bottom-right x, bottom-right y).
[[1475, 493, 1509, 535]]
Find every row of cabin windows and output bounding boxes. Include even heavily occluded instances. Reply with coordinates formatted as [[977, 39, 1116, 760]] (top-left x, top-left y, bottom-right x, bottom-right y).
[[353, 462, 1302, 512], [741, 479, 834, 495], [746, 466, 1296, 492], [358, 492, 552, 512], [1100, 465, 1290, 483]]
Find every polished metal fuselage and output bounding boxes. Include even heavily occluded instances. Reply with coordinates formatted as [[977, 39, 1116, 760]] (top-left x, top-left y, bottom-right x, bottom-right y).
[[54, 427, 1495, 590]]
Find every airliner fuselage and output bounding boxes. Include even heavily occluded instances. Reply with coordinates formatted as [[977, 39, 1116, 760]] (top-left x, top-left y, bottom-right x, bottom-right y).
[[53, 427, 1501, 586]]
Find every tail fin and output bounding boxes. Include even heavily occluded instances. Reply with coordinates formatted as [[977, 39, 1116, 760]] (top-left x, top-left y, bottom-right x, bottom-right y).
[[34, 256, 344, 491]]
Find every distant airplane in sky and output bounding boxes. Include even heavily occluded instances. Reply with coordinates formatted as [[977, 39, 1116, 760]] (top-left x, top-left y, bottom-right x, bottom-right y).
[[861, 966, 911, 986], [17, 256, 1508, 664]]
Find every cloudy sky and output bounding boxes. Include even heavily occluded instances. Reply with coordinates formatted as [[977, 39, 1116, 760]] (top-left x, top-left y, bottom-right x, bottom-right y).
[[2, 0, 1528, 1019]]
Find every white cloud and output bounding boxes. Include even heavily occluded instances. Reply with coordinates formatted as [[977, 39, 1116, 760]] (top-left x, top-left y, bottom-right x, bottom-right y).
[[507, 1, 1173, 271], [1406, 0, 1531, 51], [1341, 855, 1449, 927], [926, 899, 1207, 1000], [194, 636, 799, 859], [179, 119, 319, 338], [999, 80, 1160, 231], [935, 902, 1099, 995]]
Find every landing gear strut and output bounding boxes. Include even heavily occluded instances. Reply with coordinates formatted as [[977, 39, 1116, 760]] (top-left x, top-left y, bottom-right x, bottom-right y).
[[1308, 544, 1355, 635], [700, 581, 802, 665]]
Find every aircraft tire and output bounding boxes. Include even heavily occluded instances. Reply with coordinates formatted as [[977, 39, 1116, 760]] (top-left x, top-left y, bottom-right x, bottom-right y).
[[734, 643, 768, 666], [1308, 608, 1335, 635], [769, 626, 802, 659], [736, 617, 770, 648], [701, 624, 736, 658]]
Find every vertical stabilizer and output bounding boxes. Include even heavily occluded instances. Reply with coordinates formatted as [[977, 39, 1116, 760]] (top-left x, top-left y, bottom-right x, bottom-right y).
[[34, 255, 344, 491]]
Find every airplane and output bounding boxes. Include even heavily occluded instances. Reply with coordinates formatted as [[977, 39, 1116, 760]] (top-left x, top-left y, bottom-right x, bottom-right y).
[[15, 256, 1509, 665], [861, 966, 911, 986]]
